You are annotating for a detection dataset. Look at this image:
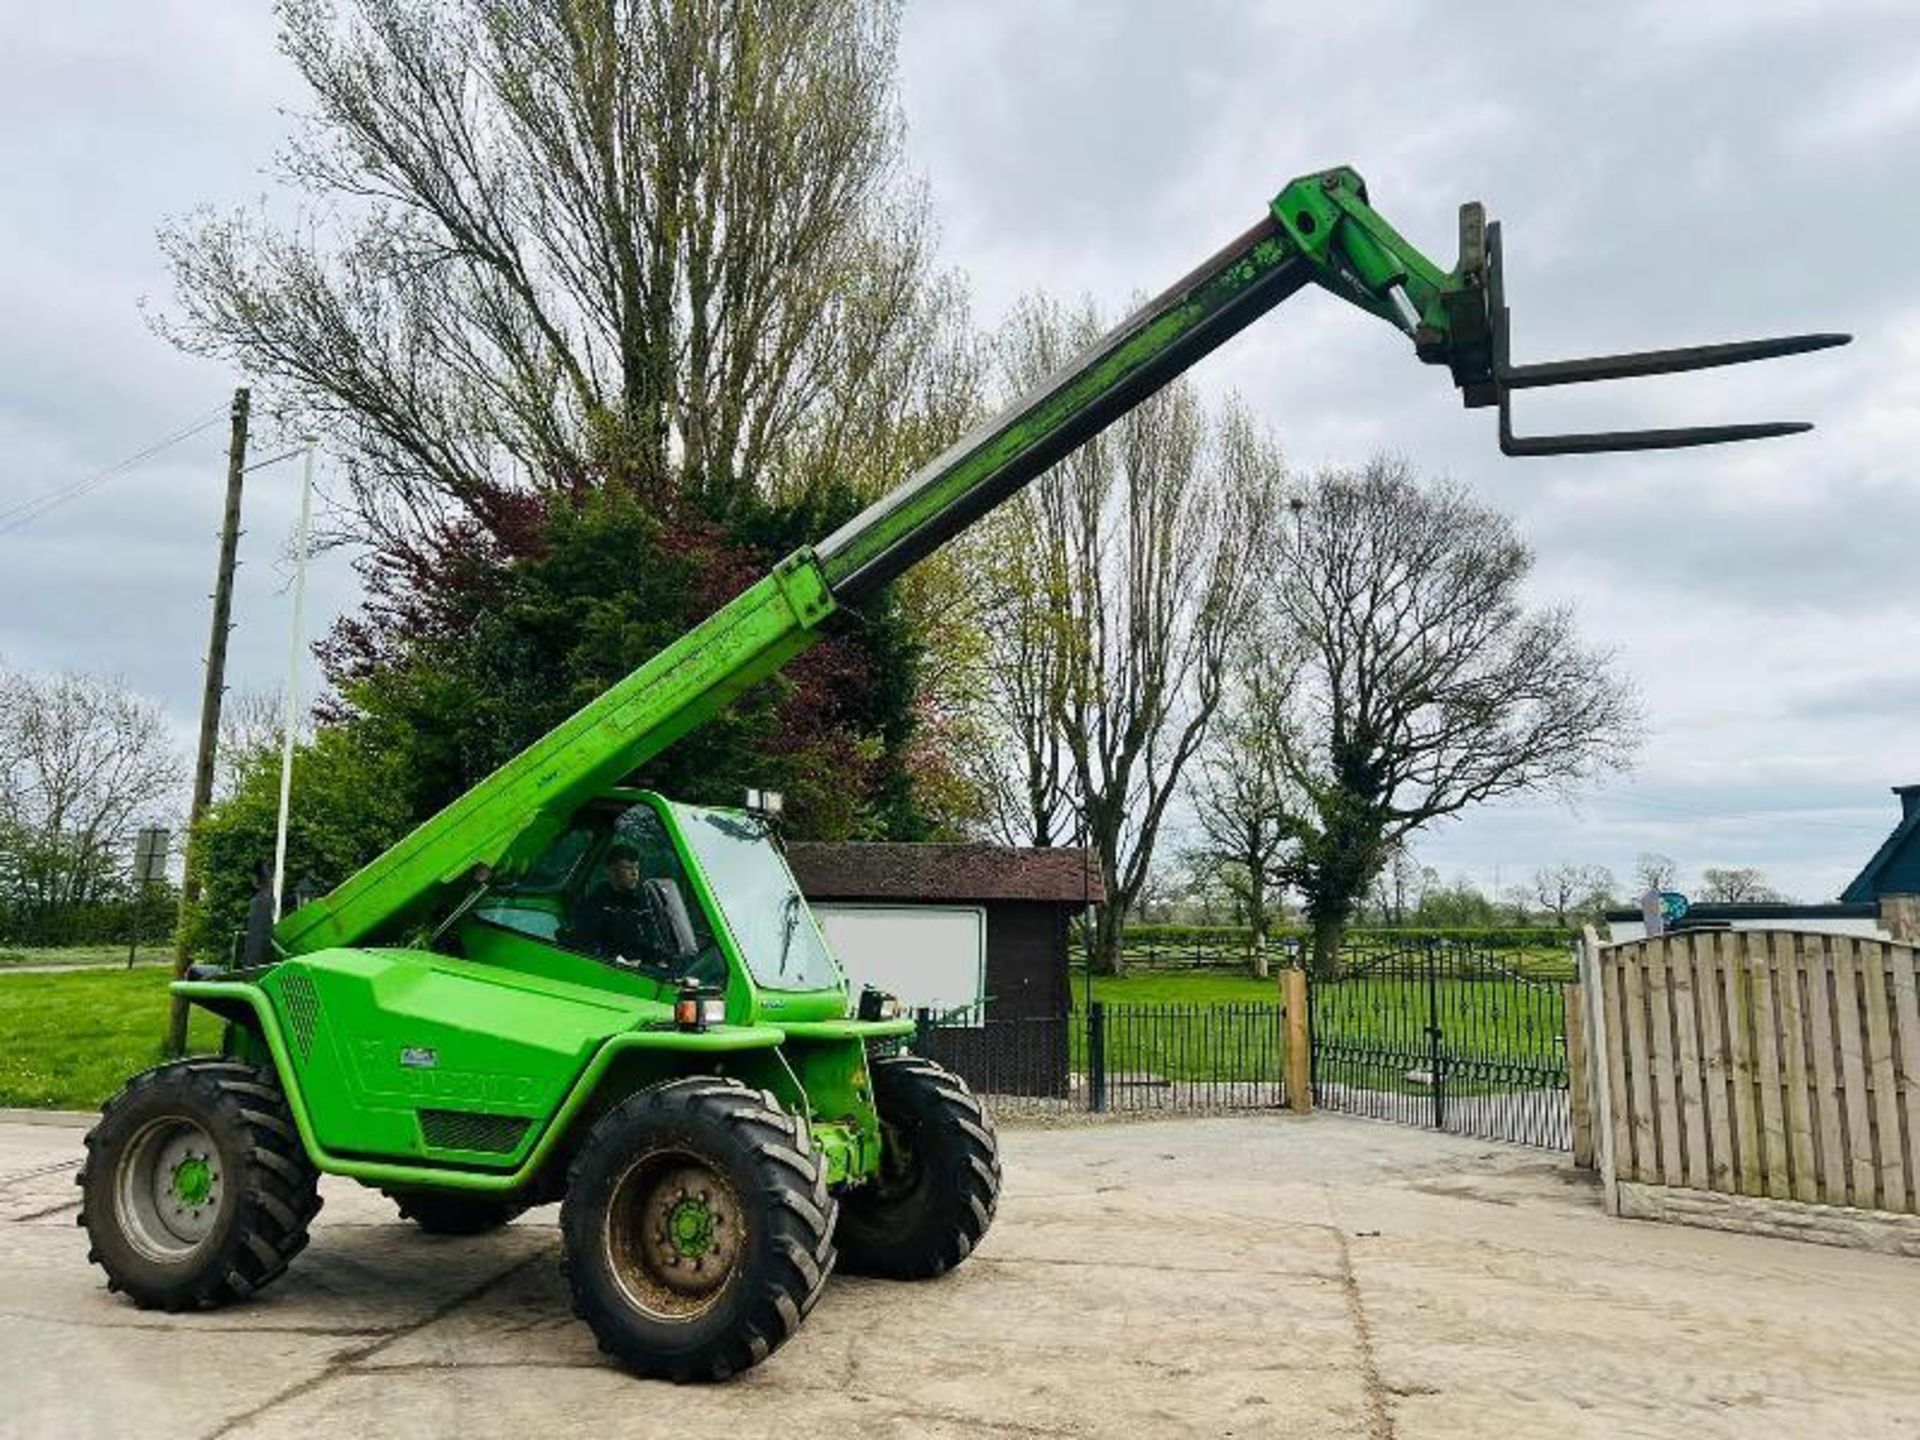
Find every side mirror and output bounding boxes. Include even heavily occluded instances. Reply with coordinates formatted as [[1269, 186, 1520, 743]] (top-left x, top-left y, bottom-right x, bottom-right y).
[[644, 878, 700, 961]]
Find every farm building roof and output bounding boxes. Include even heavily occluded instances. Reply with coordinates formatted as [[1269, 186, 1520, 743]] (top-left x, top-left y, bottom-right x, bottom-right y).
[[1840, 783, 1920, 903], [785, 843, 1105, 906]]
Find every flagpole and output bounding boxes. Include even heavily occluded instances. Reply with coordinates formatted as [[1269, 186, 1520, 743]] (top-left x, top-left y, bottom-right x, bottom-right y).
[[272, 441, 316, 919]]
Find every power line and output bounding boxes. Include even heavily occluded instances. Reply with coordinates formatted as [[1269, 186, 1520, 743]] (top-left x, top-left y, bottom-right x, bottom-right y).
[[0, 404, 231, 537]]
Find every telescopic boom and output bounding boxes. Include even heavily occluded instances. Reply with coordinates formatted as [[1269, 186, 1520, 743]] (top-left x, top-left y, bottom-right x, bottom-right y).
[[273, 166, 1848, 956]]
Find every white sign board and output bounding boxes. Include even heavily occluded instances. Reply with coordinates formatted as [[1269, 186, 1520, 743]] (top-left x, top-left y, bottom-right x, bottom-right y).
[[813, 904, 986, 1022]]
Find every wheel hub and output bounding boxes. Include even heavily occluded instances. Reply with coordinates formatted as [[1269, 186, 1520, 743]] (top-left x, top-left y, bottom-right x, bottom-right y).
[[116, 1118, 223, 1261], [608, 1155, 745, 1316], [172, 1154, 214, 1208]]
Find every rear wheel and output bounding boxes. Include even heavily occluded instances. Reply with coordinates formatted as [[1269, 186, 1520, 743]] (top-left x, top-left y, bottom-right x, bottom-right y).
[[835, 1054, 1000, 1279], [561, 1078, 835, 1382], [79, 1058, 321, 1309], [385, 1190, 526, 1235]]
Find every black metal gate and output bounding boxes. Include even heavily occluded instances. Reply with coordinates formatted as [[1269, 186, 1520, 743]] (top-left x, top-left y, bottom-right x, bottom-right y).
[[1308, 940, 1573, 1149]]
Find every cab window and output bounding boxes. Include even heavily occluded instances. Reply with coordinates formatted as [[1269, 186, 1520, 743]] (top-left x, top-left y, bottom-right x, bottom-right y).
[[473, 806, 725, 985]]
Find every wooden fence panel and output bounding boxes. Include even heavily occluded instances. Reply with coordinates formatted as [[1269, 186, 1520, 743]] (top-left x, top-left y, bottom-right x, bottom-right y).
[[1648, 946, 1683, 1184], [1749, 944, 1789, 1199], [1891, 950, 1920, 1210], [1862, 945, 1904, 1212], [1721, 936, 1761, 1196], [1623, 954, 1657, 1182], [1592, 929, 1920, 1220], [1696, 937, 1734, 1193], [1802, 933, 1848, 1205], [1771, 932, 1817, 1204], [1833, 939, 1876, 1207], [1671, 937, 1709, 1189]]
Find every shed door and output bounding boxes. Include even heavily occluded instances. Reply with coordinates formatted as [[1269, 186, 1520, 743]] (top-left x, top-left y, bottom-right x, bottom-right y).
[[812, 904, 986, 1022]]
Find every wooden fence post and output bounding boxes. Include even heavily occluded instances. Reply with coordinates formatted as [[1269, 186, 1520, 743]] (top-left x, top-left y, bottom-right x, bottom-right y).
[[1580, 926, 1619, 1215], [1565, 981, 1594, 1168], [1285, 967, 1312, 1115]]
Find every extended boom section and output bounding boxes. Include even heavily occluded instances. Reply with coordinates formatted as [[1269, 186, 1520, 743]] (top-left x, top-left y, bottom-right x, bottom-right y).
[[274, 165, 1848, 956]]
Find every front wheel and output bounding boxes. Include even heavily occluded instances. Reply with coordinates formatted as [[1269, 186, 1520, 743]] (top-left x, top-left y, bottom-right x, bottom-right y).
[[834, 1054, 1000, 1279], [560, 1078, 835, 1382], [79, 1058, 322, 1309]]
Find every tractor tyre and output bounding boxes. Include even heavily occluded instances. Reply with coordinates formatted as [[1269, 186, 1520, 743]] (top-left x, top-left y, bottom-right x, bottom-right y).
[[79, 1058, 322, 1310], [834, 1054, 1000, 1280], [560, 1077, 835, 1382], [385, 1190, 526, 1235]]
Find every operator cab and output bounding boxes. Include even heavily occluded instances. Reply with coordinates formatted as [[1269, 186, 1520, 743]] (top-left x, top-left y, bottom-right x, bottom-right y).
[[461, 792, 842, 997], [467, 801, 725, 987]]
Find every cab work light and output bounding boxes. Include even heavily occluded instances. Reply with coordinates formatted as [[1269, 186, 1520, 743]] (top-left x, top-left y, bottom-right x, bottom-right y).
[[675, 986, 726, 1032]]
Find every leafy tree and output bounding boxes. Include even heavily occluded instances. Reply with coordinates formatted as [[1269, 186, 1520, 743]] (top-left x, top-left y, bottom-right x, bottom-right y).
[[326, 487, 943, 842], [1413, 877, 1501, 928], [186, 729, 415, 957], [1259, 460, 1640, 975]]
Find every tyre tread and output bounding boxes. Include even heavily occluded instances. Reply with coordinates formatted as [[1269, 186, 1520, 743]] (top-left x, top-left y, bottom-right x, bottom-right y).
[[79, 1058, 320, 1311]]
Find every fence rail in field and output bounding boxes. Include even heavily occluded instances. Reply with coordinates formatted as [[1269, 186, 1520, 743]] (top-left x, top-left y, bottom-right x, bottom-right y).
[[914, 1000, 1296, 1118], [1585, 928, 1920, 1218], [1113, 927, 1580, 979]]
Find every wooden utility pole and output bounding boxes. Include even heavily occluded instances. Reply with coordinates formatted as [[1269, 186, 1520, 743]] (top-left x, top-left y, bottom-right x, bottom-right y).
[[167, 387, 250, 1055]]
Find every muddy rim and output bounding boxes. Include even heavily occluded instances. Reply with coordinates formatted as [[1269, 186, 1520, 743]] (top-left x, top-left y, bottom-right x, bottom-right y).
[[604, 1147, 745, 1321], [114, 1116, 225, 1263]]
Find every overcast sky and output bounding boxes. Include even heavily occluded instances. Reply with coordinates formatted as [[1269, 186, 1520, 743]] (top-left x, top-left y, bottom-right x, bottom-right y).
[[2, 1, 1916, 904]]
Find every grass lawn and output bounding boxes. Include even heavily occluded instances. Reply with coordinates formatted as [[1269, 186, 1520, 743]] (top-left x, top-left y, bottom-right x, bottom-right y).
[[0, 967, 220, 1110], [0, 945, 159, 969], [1082, 972, 1290, 1007]]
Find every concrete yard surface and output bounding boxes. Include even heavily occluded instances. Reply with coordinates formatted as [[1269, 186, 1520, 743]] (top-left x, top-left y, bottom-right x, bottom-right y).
[[2, 1107, 1917, 1438]]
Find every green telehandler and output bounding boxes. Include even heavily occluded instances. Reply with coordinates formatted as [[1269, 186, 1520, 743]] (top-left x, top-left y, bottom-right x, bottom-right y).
[[79, 167, 1845, 1381]]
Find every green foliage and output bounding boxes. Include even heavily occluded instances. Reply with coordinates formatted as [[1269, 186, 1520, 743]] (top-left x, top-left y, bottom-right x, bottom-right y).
[[1410, 880, 1505, 928], [335, 488, 932, 843], [0, 968, 220, 1109], [182, 487, 946, 954], [186, 727, 415, 958]]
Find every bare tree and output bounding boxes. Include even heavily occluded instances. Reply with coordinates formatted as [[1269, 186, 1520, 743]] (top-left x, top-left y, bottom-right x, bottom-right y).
[[961, 297, 1284, 973], [0, 667, 184, 932], [1700, 866, 1786, 903], [957, 521, 1076, 849], [1260, 459, 1641, 974], [1634, 852, 1678, 894], [156, 0, 969, 568], [215, 690, 297, 800], [1530, 862, 1617, 926], [1364, 841, 1430, 926], [1190, 646, 1297, 976]]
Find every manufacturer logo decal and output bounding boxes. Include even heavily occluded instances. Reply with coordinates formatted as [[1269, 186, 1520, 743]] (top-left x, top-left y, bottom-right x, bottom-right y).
[[400, 1047, 439, 1069]]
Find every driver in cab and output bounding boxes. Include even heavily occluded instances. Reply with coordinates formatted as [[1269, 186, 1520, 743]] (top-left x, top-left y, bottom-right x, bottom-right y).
[[573, 843, 652, 962]]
